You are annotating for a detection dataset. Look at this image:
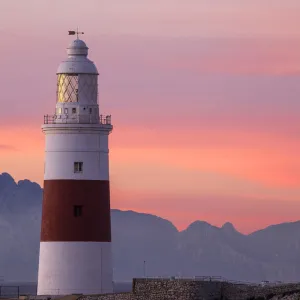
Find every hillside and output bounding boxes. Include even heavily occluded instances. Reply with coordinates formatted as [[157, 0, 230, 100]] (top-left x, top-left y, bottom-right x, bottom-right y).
[[1, 172, 300, 283]]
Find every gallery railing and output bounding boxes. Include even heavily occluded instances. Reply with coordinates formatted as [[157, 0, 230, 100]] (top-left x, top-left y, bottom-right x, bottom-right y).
[[44, 114, 112, 125]]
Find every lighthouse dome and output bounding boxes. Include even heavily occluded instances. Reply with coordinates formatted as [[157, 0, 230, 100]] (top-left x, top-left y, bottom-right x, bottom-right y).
[[56, 39, 98, 75], [67, 39, 88, 56]]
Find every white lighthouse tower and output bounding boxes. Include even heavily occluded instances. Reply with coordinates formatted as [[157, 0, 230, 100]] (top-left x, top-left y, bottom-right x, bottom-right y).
[[37, 33, 113, 295]]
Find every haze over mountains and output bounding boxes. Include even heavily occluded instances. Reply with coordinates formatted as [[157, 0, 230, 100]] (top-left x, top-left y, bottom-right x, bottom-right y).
[[1, 172, 300, 283]]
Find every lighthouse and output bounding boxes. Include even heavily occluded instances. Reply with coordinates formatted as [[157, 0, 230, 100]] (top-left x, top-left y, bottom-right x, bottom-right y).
[[37, 34, 113, 295]]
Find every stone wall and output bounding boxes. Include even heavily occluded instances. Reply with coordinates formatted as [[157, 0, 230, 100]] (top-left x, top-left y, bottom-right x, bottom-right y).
[[134, 278, 222, 299], [78, 279, 300, 300]]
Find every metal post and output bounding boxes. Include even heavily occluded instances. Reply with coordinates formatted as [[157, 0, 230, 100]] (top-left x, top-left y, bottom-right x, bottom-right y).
[[143, 260, 146, 278], [100, 247, 102, 293], [17, 286, 20, 298]]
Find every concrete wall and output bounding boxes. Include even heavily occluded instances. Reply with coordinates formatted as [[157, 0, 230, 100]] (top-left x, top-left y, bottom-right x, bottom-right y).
[[78, 279, 300, 300]]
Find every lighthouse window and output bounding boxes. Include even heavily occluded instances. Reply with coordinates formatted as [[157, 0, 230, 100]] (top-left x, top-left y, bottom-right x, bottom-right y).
[[74, 205, 83, 217], [89, 108, 92, 114], [74, 162, 83, 173], [57, 74, 79, 103], [72, 108, 76, 114]]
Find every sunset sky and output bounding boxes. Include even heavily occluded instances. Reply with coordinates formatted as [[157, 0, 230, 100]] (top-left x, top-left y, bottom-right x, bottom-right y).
[[1, 0, 300, 233]]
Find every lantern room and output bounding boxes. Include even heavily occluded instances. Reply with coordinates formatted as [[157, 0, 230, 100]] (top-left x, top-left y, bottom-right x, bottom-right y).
[[56, 39, 98, 104], [53, 39, 102, 124]]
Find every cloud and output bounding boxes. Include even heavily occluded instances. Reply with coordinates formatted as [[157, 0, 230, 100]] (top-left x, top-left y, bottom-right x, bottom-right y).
[[2, 4, 300, 237], [1, 36, 300, 126], [91, 36, 300, 76], [110, 187, 300, 234], [0, 144, 17, 151]]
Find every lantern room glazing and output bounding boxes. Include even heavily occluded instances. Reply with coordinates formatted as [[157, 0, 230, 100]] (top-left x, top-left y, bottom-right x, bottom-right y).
[[57, 73, 98, 104]]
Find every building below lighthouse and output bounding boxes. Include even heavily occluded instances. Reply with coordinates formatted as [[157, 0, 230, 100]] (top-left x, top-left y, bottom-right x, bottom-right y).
[[37, 35, 113, 295]]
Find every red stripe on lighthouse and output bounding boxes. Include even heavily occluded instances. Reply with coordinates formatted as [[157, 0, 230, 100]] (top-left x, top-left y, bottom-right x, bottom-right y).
[[41, 180, 111, 242]]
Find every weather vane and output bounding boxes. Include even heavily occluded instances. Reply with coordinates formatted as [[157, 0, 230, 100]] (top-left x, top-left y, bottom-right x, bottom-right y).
[[68, 27, 84, 39]]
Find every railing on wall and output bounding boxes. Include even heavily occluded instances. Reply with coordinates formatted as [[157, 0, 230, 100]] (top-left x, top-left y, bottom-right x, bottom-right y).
[[142, 276, 291, 287], [0, 286, 20, 298]]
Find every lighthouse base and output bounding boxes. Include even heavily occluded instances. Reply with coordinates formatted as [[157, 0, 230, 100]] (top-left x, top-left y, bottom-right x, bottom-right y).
[[37, 242, 113, 295]]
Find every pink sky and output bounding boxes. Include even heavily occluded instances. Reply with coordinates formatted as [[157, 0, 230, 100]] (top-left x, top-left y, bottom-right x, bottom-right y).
[[1, 0, 300, 233]]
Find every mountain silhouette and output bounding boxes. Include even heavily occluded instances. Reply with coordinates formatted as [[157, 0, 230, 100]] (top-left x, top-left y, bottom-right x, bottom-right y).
[[0, 172, 300, 283]]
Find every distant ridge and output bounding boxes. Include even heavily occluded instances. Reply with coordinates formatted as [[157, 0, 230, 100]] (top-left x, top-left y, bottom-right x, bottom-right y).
[[1, 172, 300, 283]]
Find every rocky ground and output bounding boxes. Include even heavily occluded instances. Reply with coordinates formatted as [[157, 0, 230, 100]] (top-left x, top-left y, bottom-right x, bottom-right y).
[[273, 295, 300, 300], [268, 292, 300, 300]]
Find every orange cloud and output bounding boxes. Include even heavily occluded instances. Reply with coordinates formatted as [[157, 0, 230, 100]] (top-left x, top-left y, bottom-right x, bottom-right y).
[[110, 188, 300, 234], [0, 144, 17, 151], [2, 118, 300, 192], [0, 126, 44, 185], [110, 124, 300, 189]]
